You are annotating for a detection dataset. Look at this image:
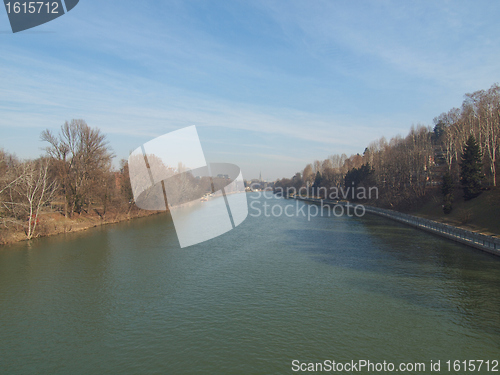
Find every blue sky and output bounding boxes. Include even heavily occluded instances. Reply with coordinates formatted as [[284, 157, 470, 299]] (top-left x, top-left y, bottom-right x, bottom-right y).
[[1, 0, 500, 180]]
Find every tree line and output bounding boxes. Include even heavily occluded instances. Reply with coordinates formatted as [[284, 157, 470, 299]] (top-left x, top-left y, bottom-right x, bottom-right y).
[[276, 83, 499, 211], [0, 120, 135, 242], [2, 84, 498, 241]]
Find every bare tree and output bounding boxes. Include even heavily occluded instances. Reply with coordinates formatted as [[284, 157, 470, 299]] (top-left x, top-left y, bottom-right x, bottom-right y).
[[41, 120, 114, 217], [302, 164, 314, 185], [481, 84, 500, 186], [0, 151, 24, 230], [1, 158, 57, 239], [16, 160, 58, 239]]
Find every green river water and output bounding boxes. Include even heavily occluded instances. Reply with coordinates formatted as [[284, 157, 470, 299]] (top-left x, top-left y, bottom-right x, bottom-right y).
[[0, 193, 499, 374]]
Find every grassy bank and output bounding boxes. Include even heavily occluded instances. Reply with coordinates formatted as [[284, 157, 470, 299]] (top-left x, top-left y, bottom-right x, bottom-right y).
[[0, 207, 165, 246], [406, 188, 500, 237]]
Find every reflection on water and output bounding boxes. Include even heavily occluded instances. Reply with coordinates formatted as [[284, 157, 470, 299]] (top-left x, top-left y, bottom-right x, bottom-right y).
[[0, 194, 499, 374]]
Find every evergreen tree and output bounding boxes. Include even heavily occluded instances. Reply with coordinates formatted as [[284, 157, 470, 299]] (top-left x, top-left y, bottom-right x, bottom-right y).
[[441, 173, 454, 214], [312, 171, 322, 197], [432, 120, 446, 144], [344, 163, 375, 201], [459, 135, 483, 200]]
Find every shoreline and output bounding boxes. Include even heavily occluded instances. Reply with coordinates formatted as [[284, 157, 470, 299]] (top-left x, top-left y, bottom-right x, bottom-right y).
[[292, 196, 500, 256], [0, 208, 167, 247], [0, 192, 245, 247]]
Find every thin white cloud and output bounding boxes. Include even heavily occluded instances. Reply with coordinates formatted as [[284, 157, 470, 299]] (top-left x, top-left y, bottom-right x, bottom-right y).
[[0, 48, 402, 152], [256, 0, 500, 90], [2, 0, 500, 179]]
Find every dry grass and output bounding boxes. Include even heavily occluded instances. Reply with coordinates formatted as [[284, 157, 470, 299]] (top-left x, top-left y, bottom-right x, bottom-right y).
[[410, 187, 500, 236], [0, 207, 164, 245]]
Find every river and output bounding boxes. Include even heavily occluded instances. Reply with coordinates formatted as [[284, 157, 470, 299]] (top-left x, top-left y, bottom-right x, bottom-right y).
[[1, 193, 499, 374]]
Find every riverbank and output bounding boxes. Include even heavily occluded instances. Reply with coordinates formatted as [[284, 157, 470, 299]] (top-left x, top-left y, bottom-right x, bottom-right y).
[[0, 207, 166, 246], [0, 191, 244, 246], [293, 196, 500, 256], [405, 188, 500, 237]]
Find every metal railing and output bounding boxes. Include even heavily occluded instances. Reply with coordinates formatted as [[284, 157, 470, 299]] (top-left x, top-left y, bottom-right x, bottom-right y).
[[293, 196, 500, 255]]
